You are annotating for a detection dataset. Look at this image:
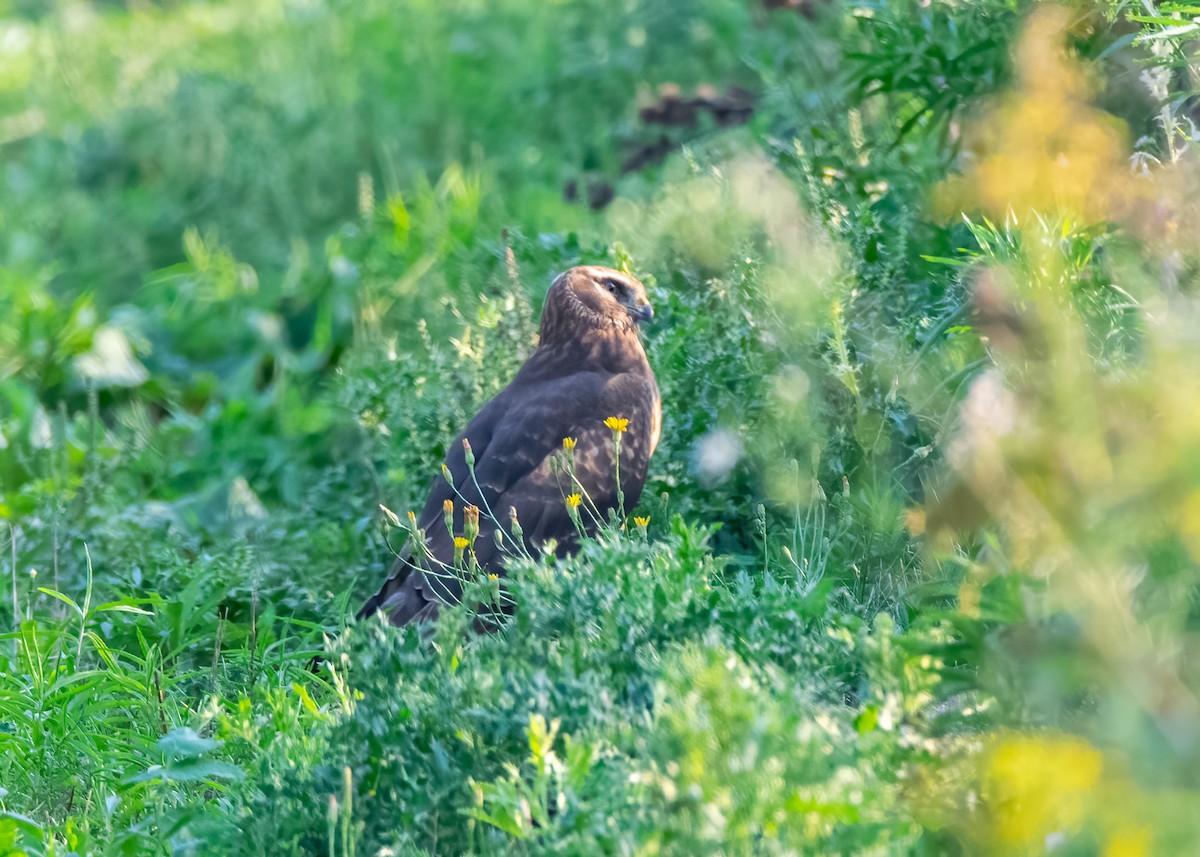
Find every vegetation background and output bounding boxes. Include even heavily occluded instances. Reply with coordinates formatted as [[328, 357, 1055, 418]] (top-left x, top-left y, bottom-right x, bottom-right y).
[[3, 0, 1200, 853]]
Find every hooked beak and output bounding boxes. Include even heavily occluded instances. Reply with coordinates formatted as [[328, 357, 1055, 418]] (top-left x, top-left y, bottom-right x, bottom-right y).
[[628, 302, 654, 324]]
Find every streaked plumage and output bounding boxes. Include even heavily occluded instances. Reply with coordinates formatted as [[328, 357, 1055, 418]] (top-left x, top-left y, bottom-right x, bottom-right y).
[[359, 266, 660, 626]]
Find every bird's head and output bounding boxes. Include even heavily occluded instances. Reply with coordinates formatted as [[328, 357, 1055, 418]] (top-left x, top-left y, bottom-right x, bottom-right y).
[[543, 266, 654, 340]]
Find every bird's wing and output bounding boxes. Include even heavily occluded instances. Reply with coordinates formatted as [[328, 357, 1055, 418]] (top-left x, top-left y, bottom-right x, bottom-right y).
[[359, 367, 657, 626]]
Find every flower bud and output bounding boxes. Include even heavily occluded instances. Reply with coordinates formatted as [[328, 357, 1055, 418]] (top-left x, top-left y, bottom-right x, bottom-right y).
[[464, 504, 480, 545]]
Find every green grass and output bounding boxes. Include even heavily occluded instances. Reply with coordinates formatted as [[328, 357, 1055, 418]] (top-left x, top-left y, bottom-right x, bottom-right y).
[[3, 0, 1200, 853]]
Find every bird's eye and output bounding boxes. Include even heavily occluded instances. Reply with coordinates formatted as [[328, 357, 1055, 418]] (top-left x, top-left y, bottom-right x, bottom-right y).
[[604, 280, 619, 294]]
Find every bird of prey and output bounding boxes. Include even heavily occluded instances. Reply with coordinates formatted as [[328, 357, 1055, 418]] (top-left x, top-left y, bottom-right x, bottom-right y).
[[358, 266, 661, 627]]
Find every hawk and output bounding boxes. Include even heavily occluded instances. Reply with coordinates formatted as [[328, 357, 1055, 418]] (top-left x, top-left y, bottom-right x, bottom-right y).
[[359, 266, 661, 627]]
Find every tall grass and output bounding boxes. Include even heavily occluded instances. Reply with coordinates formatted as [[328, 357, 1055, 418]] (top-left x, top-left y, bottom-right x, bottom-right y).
[[3, 0, 1200, 854]]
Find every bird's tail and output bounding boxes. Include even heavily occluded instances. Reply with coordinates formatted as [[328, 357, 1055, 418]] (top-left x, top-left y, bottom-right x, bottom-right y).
[[357, 557, 411, 620], [356, 551, 445, 627]]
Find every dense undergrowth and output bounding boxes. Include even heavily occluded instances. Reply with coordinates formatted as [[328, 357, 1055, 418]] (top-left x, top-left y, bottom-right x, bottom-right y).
[[4, 0, 1200, 853]]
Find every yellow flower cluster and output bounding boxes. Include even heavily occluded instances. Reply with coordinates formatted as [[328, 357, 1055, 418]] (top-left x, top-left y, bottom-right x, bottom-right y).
[[984, 733, 1102, 848], [565, 493, 582, 508], [934, 6, 1135, 226], [604, 416, 629, 433]]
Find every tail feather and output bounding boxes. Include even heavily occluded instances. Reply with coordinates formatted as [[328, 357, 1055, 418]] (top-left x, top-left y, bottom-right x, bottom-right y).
[[357, 555, 409, 621], [357, 553, 442, 626]]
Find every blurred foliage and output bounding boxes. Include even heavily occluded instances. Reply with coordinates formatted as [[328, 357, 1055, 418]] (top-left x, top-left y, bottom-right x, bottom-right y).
[[4, 0, 1200, 854]]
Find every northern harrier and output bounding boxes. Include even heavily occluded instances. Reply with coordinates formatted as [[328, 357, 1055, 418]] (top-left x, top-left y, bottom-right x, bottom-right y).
[[359, 266, 661, 626]]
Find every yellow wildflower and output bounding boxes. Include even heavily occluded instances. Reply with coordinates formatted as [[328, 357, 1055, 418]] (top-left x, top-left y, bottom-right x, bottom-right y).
[[604, 416, 629, 433], [562, 437, 577, 451], [934, 7, 1135, 225], [453, 537, 469, 549], [443, 499, 453, 514], [634, 516, 650, 528], [566, 493, 582, 508], [984, 733, 1102, 848], [488, 573, 498, 581]]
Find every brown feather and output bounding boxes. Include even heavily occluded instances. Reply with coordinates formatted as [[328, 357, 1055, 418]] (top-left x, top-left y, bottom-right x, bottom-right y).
[[358, 266, 660, 627]]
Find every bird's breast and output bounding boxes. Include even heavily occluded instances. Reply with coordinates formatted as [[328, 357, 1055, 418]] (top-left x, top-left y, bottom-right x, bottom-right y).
[[649, 389, 662, 455]]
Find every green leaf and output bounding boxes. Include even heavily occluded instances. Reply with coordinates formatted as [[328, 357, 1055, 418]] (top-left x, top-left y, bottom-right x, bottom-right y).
[[158, 726, 219, 759], [159, 758, 244, 783], [854, 705, 880, 734], [292, 682, 323, 718], [93, 598, 156, 616], [126, 759, 244, 784], [37, 587, 83, 619], [919, 255, 972, 267], [0, 811, 45, 848]]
